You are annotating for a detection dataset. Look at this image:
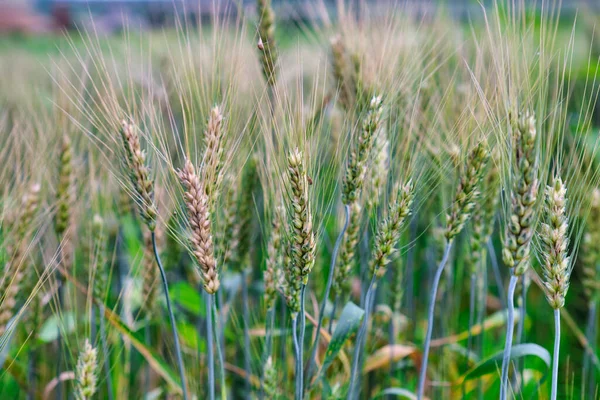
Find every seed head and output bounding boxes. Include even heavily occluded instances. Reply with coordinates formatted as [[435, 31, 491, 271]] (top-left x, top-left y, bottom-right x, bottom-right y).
[[0, 183, 41, 337], [331, 36, 356, 111], [367, 132, 389, 210], [235, 157, 259, 270], [75, 339, 98, 400], [219, 172, 240, 269], [467, 160, 500, 274], [286, 148, 316, 285], [445, 141, 490, 241], [257, 0, 278, 86], [120, 119, 157, 231], [55, 135, 73, 236], [582, 189, 600, 301], [91, 214, 108, 304], [342, 95, 384, 205], [202, 105, 225, 203], [263, 356, 279, 399], [177, 159, 219, 294], [333, 202, 361, 298], [369, 180, 414, 278], [540, 176, 570, 309], [502, 112, 539, 276], [264, 204, 285, 310]]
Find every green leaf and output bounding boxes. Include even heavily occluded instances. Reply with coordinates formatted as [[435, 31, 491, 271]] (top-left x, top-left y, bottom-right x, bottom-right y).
[[374, 388, 417, 399], [171, 282, 204, 317], [459, 343, 551, 384], [38, 313, 76, 342], [320, 301, 364, 375]]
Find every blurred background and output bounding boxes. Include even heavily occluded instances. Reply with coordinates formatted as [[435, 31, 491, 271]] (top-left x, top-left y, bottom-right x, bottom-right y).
[[1, 0, 599, 37]]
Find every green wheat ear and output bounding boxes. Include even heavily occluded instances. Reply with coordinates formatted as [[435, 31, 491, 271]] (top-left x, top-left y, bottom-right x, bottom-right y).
[[75, 339, 98, 400], [540, 176, 570, 310], [502, 112, 539, 276], [445, 141, 490, 241]]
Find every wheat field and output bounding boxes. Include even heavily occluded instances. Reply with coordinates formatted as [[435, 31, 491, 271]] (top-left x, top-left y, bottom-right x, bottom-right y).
[[1, 1, 600, 399]]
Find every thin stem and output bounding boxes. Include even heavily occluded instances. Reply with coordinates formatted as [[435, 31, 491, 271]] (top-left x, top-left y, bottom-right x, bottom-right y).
[[280, 299, 288, 382], [298, 285, 307, 399], [27, 347, 36, 400], [347, 275, 377, 400], [292, 315, 301, 400], [306, 204, 350, 382], [464, 272, 476, 399], [144, 318, 150, 395], [151, 232, 188, 400], [328, 297, 338, 334], [416, 242, 452, 400], [56, 277, 64, 400], [241, 270, 251, 394], [551, 308, 560, 400], [213, 299, 226, 400], [217, 288, 225, 360], [99, 305, 114, 400], [261, 306, 276, 398], [406, 216, 417, 339], [476, 257, 487, 400], [206, 293, 215, 400], [467, 273, 476, 358], [500, 274, 518, 400], [91, 303, 97, 344], [487, 240, 506, 309], [584, 301, 597, 399], [514, 278, 526, 390]]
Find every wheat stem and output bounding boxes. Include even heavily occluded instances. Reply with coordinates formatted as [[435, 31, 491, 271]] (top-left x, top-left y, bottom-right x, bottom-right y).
[[98, 304, 113, 400], [206, 293, 215, 400], [27, 347, 36, 400], [476, 256, 488, 400], [583, 301, 597, 398], [328, 299, 338, 334], [417, 241, 452, 400], [487, 240, 506, 309], [467, 272, 476, 359], [212, 299, 226, 400], [307, 203, 350, 383], [242, 269, 252, 394], [291, 314, 301, 400], [500, 273, 518, 400], [144, 318, 150, 395], [56, 276, 64, 400], [551, 309, 560, 400], [514, 278, 527, 388], [151, 232, 188, 400], [347, 274, 376, 400], [298, 285, 307, 399]]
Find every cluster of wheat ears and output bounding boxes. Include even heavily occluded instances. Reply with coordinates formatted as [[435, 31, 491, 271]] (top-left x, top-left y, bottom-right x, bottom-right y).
[[2, 0, 600, 399]]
